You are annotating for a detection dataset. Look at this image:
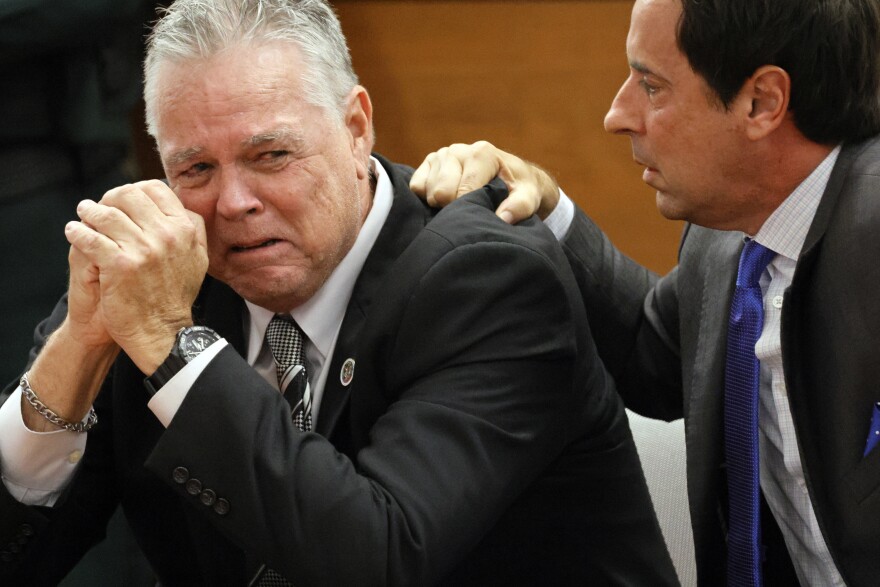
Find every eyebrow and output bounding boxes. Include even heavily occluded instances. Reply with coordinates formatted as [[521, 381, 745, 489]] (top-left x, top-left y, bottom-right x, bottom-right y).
[[163, 127, 307, 168], [629, 59, 673, 87], [243, 127, 307, 151], [165, 146, 204, 168], [629, 60, 653, 75]]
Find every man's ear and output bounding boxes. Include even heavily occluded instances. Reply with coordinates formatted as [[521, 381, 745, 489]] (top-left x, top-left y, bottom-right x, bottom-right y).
[[344, 86, 374, 180], [741, 65, 790, 141]]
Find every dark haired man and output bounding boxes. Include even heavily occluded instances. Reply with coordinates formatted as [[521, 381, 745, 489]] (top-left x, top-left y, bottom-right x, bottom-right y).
[[413, 0, 880, 585]]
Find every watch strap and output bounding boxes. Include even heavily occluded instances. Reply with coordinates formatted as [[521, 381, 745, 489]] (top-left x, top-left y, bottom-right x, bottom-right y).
[[144, 352, 188, 396]]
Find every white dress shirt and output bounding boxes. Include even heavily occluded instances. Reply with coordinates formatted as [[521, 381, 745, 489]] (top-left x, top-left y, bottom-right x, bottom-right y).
[[0, 156, 394, 506], [751, 146, 844, 586]]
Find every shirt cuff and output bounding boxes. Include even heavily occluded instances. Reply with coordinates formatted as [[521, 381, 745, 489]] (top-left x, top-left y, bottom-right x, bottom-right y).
[[0, 387, 87, 506], [148, 338, 228, 428], [542, 188, 575, 242]]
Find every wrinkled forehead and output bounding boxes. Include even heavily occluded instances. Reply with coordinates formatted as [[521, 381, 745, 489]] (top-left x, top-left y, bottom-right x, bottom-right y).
[[145, 39, 317, 137], [151, 43, 313, 140]]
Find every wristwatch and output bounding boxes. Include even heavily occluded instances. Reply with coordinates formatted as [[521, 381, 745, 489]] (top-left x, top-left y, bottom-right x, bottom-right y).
[[144, 326, 222, 396]]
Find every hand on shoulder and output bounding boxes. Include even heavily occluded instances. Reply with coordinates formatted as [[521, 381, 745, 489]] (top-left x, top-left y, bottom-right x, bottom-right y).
[[410, 141, 560, 223]]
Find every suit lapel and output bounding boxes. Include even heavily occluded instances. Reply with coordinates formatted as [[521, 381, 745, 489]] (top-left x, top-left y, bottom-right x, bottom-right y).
[[683, 228, 742, 414], [315, 155, 434, 438], [683, 228, 742, 467], [674, 227, 742, 560], [781, 140, 873, 501], [799, 141, 863, 260]]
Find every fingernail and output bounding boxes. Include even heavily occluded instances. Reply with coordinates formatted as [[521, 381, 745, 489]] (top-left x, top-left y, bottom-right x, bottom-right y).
[[500, 210, 514, 224]]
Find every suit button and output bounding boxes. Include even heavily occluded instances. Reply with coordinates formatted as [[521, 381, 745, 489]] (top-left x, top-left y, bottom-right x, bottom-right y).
[[213, 498, 230, 516], [19, 524, 33, 537], [199, 489, 217, 507], [8, 543, 20, 554], [172, 467, 189, 484], [185, 478, 203, 496], [16, 534, 28, 545]]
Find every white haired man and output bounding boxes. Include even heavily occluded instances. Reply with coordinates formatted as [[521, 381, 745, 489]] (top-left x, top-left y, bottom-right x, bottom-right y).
[[0, 1, 676, 585]]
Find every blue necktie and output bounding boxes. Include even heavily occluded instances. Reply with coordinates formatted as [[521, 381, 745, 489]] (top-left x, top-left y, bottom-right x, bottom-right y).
[[724, 239, 775, 587]]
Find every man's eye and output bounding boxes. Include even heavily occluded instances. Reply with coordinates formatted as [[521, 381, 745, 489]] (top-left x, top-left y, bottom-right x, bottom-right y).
[[638, 78, 658, 96], [259, 150, 289, 161], [181, 162, 211, 177]]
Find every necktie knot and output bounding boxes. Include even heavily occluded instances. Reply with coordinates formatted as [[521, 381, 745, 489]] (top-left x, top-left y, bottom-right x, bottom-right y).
[[736, 239, 776, 288], [265, 314, 305, 380]]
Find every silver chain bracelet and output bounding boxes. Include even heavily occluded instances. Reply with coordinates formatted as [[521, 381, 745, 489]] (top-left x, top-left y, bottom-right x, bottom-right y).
[[19, 371, 97, 433]]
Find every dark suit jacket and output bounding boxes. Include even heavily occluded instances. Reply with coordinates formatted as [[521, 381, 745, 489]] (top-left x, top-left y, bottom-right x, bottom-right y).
[[563, 137, 880, 586], [0, 156, 676, 586]]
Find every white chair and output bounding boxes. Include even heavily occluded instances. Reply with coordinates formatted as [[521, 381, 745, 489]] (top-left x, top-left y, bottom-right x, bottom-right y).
[[627, 410, 697, 587]]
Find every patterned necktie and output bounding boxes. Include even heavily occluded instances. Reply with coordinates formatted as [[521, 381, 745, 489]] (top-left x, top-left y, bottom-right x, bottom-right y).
[[724, 239, 776, 587], [251, 564, 292, 587], [265, 314, 312, 432], [254, 316, 312, 587]]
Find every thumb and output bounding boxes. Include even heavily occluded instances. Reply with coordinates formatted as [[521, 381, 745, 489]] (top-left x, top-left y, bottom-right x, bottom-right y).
[[496, 187, 541, 224]]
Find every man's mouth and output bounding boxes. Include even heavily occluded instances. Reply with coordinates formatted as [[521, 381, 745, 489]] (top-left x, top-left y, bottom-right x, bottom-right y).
[[232, 239, 280, 252], [634, 157, 654, 170]]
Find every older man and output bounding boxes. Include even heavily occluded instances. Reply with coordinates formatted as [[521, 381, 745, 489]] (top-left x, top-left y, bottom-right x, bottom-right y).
[[0, 1, 675, 585], [414, 0, 880, 585]]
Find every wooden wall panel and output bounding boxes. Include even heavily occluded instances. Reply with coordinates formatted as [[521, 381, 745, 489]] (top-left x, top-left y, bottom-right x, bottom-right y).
[[134, 1, 682, 274], [335, 0, 681, 273]]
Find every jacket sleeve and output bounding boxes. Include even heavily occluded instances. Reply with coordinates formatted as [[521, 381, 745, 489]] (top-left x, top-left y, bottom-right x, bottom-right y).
[[0, 296, 122, 585], [562, 205, 685, 420]]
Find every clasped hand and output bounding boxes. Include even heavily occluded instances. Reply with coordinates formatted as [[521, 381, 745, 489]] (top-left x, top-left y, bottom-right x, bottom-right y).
[[64, 180, 208, 375]]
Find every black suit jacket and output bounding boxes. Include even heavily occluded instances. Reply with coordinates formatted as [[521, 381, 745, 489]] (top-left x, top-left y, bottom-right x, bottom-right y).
[[563, 138, 880, 586], [0, 156, 676, 586]]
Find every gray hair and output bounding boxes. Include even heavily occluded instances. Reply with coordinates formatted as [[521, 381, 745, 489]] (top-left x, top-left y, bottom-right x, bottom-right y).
[[143, 0, 359, 138]]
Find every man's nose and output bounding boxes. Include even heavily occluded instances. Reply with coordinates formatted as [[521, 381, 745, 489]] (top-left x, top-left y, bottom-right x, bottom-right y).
[[216, 168, 263, 219], [604, 77, 640, 135]]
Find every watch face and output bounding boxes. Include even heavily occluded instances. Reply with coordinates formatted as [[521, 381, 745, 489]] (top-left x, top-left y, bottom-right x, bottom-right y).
[[178, 326, 222, 362]]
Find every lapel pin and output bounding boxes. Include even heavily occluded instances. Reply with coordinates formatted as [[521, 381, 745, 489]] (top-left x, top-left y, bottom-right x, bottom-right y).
[[340, 358, 355, 386]]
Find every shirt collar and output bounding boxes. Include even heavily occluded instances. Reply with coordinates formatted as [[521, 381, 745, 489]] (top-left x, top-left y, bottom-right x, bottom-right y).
[[753, 145, 841, 261], [245, 156, 394, 363]]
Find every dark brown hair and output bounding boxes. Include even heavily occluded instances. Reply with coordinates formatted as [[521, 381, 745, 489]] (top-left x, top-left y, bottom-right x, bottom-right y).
[[678, 0, 880, 144]]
